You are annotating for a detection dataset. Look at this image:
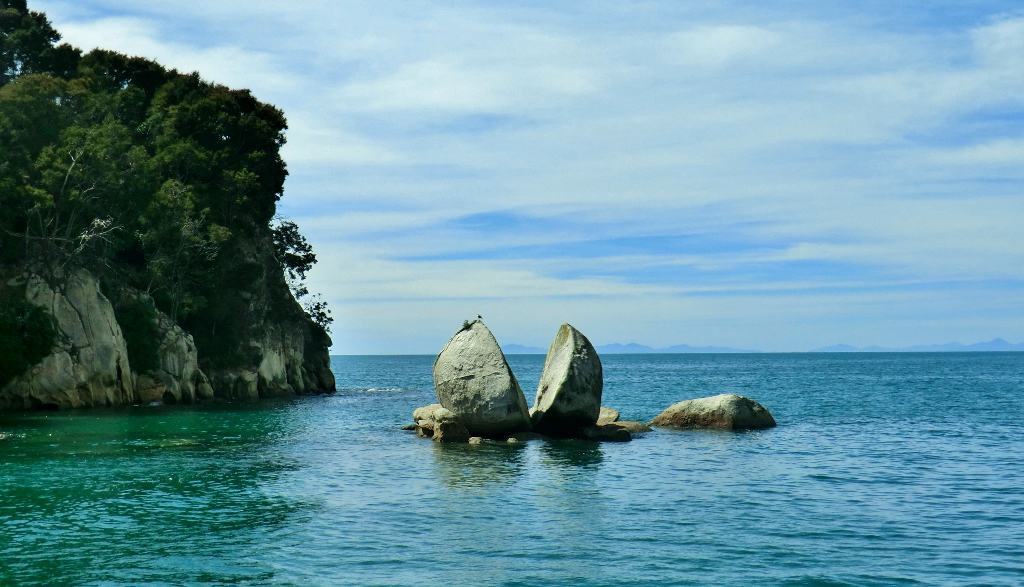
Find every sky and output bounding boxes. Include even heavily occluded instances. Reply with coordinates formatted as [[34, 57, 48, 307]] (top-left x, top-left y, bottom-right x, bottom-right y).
[[33, 0, 1024, 354]]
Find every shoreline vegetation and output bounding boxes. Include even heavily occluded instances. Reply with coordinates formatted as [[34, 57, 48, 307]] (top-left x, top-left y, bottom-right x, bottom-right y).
[[0, 1, 334, 410]]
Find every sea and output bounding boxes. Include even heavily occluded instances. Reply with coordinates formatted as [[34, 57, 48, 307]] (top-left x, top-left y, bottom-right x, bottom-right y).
[[1, 353, 1022, 586]]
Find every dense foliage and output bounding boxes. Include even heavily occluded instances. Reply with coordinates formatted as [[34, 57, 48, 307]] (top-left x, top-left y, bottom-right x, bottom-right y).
[[0, 1, 329, 369], [113, 295, 161, 374], [0, 285, 57, 388]]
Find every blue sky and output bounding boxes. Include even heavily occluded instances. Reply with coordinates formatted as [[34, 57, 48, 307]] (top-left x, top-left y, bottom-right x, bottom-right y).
[[35, 0, 1024, 353]]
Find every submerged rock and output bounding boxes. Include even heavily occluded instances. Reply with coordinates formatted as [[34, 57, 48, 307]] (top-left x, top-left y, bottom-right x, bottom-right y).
[[530, 324, 603, 435], [505, 431, 548, 442], [651, 394, 776, 431], [432, 319, 531, 436], [597, 406, 620, 425], [606, 420, 652, 435]]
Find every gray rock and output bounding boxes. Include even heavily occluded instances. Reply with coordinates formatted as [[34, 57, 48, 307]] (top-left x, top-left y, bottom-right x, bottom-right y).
[[468, 436, 483, 445], [650, 394, 777, 430], [0, 270, 133, 410], [530, 324, 603, 434], [597, 406, 620, 425], [432, 319, 531, 436]]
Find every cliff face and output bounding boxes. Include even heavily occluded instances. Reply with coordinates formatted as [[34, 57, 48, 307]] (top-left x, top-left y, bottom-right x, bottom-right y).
[[199, 236, 335, 401], [1, 270, 132, 409], [0, 268, 333, 410]]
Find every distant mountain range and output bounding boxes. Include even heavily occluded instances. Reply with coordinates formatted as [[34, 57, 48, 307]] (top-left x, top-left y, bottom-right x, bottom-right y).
[[503, 342, 758, 354], [504, 337, 1024, 354], [811, 338, 1024, 352]]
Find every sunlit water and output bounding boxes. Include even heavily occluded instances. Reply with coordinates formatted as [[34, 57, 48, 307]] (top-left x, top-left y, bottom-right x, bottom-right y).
[[2, 353, 1023, 585]]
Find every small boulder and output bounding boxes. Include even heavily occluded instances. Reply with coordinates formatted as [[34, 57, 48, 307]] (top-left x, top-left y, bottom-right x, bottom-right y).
[[597, 406, 620, 425], [531, 324, 603, 435], [651, 394, 776, 431], [468, 436, 483, 445], [412, 403, 444, 436], [432, 408, 470, 443], [433, 320, 531, 436], [413, 403, 443, 426], [579, 424, 631, 442]]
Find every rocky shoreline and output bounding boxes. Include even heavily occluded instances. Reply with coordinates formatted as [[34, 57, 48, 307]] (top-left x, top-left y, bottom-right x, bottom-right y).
[[408, 319, 777, 444], [0, 269, 334, 411]]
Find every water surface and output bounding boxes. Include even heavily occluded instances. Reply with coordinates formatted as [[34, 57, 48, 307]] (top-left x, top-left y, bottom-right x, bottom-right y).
[[2, 353, 1023, 585]]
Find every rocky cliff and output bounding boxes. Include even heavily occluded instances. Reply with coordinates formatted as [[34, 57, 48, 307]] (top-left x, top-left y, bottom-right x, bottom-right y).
[[0, 269, 333, 410]]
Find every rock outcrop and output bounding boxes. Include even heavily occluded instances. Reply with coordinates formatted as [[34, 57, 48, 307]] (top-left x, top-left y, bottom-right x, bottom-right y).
[[203, 240, 335, 401], [134, 308, 212, 405], [207, 321, 335, 401], [530, 324, 603, 435], [0, 270, 133, 410], [651, 394, 777, 430], [432, 319, 531, 436]]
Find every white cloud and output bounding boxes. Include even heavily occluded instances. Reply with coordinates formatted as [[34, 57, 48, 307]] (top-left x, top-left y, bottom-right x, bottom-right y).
[[664, 25, 780, 67], [929, 139, 1024, 166]]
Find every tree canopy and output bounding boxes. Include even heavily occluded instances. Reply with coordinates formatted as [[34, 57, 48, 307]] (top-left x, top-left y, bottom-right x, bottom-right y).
[[0, 1, 330, 368]]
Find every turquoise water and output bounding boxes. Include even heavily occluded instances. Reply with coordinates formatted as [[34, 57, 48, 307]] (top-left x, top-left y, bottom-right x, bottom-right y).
[[1, 353, 1023, 585]]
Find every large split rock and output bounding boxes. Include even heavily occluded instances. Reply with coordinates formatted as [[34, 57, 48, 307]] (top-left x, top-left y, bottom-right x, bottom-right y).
[[651, 394, 776, 431], [432, 319, 531, 436], [530, 323, 602, 435]]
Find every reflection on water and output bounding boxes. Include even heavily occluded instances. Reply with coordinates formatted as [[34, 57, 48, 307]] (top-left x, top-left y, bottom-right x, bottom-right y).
[[430, 441, 526, 489], [539, 439, 604, 470]]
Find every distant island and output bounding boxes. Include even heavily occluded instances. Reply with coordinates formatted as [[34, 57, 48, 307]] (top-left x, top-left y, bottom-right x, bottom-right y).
[[505, 338, 1024, 354], [811, 338, 1024, 352]]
